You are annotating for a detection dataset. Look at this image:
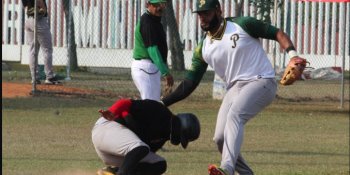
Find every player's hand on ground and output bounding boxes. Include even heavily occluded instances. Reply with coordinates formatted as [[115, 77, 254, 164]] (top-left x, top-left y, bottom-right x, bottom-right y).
[[98, 109, 115, 121]]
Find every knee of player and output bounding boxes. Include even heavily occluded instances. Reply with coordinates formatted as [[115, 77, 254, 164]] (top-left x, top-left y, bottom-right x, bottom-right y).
[[136, 160, 167, 175], [155, 160, 167, 174], [213, 137, 224, 151]]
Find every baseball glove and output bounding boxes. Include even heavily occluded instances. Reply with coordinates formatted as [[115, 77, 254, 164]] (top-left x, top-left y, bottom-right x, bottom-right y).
[[280, 57, 309, 85]]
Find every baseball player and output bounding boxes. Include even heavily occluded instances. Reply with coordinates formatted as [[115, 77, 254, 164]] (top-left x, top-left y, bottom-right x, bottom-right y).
[[162, 0, 305, 174], [132, 0, 173, 101], [92, 98, 200, 175], [21, 0, 61, 85]]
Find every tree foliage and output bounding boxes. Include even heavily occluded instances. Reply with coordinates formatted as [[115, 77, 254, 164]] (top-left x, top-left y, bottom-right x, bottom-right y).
[[249, 0, 283, 23]]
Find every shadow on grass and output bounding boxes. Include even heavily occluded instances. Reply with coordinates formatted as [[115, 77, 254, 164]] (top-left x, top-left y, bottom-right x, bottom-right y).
[[245, 150, 349, 157], [2, 96, 113, 110], [3, 156, 99, 162]]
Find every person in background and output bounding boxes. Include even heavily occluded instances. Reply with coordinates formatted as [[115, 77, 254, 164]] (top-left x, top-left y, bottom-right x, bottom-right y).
[[132, 0, 173, 101], [21, 0, 61, 85]]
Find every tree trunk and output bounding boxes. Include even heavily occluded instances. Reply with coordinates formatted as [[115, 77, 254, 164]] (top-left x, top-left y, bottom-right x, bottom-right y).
[[62, 0, 78, 71], [236, 0, 244, 16], [164, 0, 185, 71]]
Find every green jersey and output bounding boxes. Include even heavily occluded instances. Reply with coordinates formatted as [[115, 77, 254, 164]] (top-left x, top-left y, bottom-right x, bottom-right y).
[[133, 11, 169, 76]]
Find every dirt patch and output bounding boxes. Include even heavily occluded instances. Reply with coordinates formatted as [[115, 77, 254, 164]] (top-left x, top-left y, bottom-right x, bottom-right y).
[[55, 170, 95, 175], [2, 82, 116, 98], [3, 82, 32, 98]]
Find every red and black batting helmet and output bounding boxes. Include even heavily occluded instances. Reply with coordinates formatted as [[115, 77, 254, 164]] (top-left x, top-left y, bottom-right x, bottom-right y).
[[170, 113, 201, 149]]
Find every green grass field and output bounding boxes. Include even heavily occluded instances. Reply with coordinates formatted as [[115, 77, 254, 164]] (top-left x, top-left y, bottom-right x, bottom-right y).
[[2, 62, 349, 175], [2, 96, 349, 175]]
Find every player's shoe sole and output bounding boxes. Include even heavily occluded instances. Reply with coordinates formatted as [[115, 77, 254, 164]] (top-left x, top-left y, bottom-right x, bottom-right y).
[[44, 80, 62, 85], [44, 76, 63, 85], [96, 166, 119, 175], [208, 164, 228, 175], [96, 169, 116, 175], [31, 80, 41, 84]]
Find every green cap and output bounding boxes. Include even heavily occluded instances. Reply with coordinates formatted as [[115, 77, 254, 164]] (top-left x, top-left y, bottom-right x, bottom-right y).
[[193, 0, 220, 13], [148, 0, 167, 3]]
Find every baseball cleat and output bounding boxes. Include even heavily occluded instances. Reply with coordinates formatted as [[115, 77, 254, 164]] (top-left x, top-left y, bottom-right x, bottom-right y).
[[208, 164, 229, 175], [31, 79, 41, 84], [44, 77, 62, 85], [96, 166, 119, 175]]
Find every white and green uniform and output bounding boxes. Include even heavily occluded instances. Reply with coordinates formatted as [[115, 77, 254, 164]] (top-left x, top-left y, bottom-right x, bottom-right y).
[[164, 16, 279, 175], [132, 11, 169, 101]]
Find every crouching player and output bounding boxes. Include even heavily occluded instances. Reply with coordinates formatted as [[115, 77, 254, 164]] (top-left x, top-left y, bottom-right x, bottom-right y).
[[92, 98, 200, 175]]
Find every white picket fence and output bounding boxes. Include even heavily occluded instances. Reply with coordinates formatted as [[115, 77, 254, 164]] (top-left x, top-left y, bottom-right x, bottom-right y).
[[2, 0, 349, 70]]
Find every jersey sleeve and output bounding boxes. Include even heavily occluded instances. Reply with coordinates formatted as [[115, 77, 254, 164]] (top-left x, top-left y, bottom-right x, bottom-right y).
[[108, 99, 132, 118], [147, 46, 170, 76], [229, 16, 279, 40], [186, 38, 208, 84]]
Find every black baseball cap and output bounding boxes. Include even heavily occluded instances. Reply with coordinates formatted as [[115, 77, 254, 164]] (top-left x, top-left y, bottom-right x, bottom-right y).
[[193, 0, 220, 13]]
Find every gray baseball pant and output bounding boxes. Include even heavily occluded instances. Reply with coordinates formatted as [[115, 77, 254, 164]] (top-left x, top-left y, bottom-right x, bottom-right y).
[[25, 16, 54, 81], [213, 78, 277, 175], [92, 117, 165, 167]]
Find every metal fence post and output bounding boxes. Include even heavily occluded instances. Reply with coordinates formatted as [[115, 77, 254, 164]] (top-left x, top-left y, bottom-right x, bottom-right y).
[[340, 3, 347, 109], [32, 0, 39, 94], [272, 0, 278, 72], [65, 0, 72, 81]]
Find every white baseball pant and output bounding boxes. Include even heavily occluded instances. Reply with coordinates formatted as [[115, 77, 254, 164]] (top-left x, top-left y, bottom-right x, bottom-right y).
[[131, 59, 161, 101]]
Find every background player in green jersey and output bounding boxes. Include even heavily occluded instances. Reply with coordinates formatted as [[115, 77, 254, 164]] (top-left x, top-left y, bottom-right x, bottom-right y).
[[132, 0, 173, 101]]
